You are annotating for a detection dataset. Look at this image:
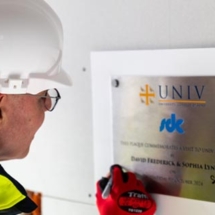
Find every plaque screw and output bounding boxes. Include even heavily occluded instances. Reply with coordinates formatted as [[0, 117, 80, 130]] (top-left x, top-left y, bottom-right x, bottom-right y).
[[112, 79, 120, 87]]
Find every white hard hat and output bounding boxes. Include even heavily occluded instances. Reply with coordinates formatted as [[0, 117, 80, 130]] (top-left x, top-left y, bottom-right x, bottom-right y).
[[0, 0, 72, 94]]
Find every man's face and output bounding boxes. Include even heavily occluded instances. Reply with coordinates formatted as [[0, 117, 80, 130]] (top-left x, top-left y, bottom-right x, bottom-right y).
[[0, 90, 49, 160]]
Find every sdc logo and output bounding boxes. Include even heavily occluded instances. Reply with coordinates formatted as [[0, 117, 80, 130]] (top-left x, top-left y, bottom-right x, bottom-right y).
[[160, 113, 184, 134], [117, 190, 153, 214]]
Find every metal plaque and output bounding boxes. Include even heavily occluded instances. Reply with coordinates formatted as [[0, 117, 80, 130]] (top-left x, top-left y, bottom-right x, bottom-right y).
[[112, 76, 215, 202]]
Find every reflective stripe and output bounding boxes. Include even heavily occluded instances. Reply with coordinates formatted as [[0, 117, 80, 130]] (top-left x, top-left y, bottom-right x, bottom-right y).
[[0, 175, 26, 210]]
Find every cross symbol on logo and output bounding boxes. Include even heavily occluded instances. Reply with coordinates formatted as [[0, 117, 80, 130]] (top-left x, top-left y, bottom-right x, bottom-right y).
[[139, 84, 155, 105]]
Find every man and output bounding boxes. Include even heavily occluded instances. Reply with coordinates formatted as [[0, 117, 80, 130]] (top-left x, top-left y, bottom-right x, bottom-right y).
[[0, 0, 71, 214], [0, 89, 62, 214]]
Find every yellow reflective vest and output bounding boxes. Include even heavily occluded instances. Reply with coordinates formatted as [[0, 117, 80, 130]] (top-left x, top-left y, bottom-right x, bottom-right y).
[[0, 165, 37, 214]]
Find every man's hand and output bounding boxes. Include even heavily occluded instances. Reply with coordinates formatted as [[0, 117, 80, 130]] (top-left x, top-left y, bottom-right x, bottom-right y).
[[96, 164, 156, 215]]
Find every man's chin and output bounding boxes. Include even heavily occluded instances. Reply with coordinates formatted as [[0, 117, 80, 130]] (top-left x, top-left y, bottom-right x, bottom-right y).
[[1, 147, 30, 161], [16, 148, 30, 159]]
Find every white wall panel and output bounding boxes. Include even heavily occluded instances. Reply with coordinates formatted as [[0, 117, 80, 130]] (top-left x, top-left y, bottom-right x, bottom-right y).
[[42, 197, 97, 215], [169, 0, 215, 48]]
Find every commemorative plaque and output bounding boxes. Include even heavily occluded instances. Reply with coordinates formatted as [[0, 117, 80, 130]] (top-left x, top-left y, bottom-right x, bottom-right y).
[[112, 76, 215, 202]]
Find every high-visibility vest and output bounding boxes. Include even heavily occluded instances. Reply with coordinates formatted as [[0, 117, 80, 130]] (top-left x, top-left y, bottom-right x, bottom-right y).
[[0, 165, 37, 214]]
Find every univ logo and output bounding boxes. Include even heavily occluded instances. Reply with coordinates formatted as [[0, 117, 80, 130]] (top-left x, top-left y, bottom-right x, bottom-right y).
[[139, 84, 155, 106], [160, 113, 184, 134], [139, 83, 206, 106]]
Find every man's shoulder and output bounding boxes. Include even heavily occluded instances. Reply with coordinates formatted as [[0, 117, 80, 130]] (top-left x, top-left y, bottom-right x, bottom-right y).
[[0, 164, 37, 214]]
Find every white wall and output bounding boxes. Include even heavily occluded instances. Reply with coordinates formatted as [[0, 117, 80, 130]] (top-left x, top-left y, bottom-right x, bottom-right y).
[[3, 0, 215, 214]]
